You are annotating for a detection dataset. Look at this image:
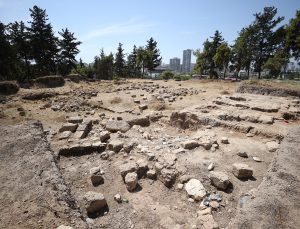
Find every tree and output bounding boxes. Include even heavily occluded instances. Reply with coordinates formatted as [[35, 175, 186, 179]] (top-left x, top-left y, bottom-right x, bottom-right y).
[[95, 49, 114, 80], [57, 28, 81, 76], [0, 22, 19, 80], [136, 46, 147, 76], [286, 10, 300, 62], [213, 43, 231, 78], [194, 30, 224, 78], [251, 6, 285, 78], [145, 37, 162, 73], [127, 45, 140, 77], [114, 42, 125, 78], [28, 5, 58, 76], [8, 21, 31, 80], [263, 50, 289, 77]]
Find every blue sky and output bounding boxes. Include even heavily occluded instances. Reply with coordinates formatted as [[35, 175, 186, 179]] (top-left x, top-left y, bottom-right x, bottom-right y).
[[0, 0, 299, 64]]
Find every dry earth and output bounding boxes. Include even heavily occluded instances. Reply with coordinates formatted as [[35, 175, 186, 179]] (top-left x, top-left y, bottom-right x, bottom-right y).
[[0, 78, 299, 229]]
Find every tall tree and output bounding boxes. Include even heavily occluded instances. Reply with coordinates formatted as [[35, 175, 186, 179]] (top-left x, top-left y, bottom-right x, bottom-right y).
[[28, 5, 58, 76], [127, 45, 140, 77], [0, 22, 18, 80], [213, 43, 231, 78], [145, 37, 162, 73], [95, 49, 114, 80], [251, 6, 284, 78], [286, 10, 300, 62], [57, 28, 81, 76], [114, 42, 125, 78], [9, 21, 31, 80], [136, 46, 147, 76]]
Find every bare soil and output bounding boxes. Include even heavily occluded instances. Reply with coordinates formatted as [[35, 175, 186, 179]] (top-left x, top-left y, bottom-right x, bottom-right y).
[[0, 78, 299, 229]]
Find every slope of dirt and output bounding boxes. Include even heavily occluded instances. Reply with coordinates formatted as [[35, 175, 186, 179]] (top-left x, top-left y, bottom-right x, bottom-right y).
[[228, 126, 300, 229], [0, 121, 86, 229]]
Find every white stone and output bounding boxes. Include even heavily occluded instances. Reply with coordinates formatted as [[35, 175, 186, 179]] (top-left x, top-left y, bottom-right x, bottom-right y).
[[184, 178, 206, 201], [125, 172, 138, 191]]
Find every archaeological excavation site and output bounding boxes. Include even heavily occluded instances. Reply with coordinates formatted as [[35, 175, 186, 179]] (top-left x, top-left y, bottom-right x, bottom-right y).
[[0, 77, 300, 229]]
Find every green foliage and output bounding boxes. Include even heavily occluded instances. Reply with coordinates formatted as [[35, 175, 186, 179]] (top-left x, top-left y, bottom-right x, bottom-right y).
[[57, 28, 81, 76], [95, 49, 114, 80], [213, 43, 231, 78], [145, 37, 162, 72], [160, 70, 174, 80], [136, 46, 147, 75], [286, 10, 300, 62], [114, 43, 125, 78], [71, 63, 94, 78], [263, 50, 289, 77], [180, 74, 191, 81], [127, 45, 140, 77]]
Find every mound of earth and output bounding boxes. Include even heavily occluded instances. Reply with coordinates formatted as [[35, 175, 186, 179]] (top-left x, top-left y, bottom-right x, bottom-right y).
[[0, 121, 86, 229], [0, 81, 19, 95], [229, 127, 300, 229], [35, 75, 65, 88]]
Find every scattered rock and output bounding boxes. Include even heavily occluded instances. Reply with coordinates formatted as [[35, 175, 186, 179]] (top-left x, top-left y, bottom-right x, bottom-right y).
[[58, 131, 72, 140], [99, 131, 110, 142], [207, 163, 215, 171], [127, 116, 150, 127], [253, 156, 262, 162], [232, 163, 253, 179], [125, 172, 138, 191], [209, 201, 219, 209], [198, 213, 219, 229], [209, 171, 230, 190], [184, 178, 206, 201], [139, 104, 148, 110], [159, 168, 178, 188], [56, 225, 74, 229], [237, 151, 248, 158], [59, 123, 78, 133], [106, 120, 131, 133], [177, 183, 184, 190], [73, 120, 92, 139], [90, 167, 104, 186], [147, 169, 157, 180], [136, 159, 149, 178], [108, 140, 124, 153], [220, 137, 229, 144], [67, 116, 83, 124], [182, 140, 199, 150], [179, 174, 193, 184], [83, 191, 107, 214], [119, 162, 137, 180], [266, 141, 279, 152], [114, 194, 122, 203]]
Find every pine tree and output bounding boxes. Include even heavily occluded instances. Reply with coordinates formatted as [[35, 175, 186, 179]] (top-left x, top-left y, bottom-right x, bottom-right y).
[[28, 5, 58, 76], [57, 28, 81, 76], [9, 21, 31, 79], [127, 45, 140, 77], [0, 22, 18, 80], [286, 10, 300, 62], [145, 37, 162, 73], [136, 46, 147, 76], [114, 43, 125, 78]]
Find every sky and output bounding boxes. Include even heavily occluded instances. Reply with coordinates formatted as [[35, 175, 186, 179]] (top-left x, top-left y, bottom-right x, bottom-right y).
[[0, 0, 299, 64]]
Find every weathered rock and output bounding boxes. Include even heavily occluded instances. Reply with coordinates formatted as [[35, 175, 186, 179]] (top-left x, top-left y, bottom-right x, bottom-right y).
[[198, 214, 219, 229], [119, 162, 137, 179], [136, 159, 149, 178], [58, 131, 72, 140], [106, 120, 131, 133], [83, 191, 107, 214], [182, 140, 199, 150], [73, 120, 92, 139], [58, 142, 106, 156], [127, 116, 150, 127], [207, 163, 215, 171], [147, 169, 157, 180], [199, 140, 212, 150], [114, 194, 122, 203], [237, 151, 248, 158], [258, 115, 274, 124], [123, 142, 135, 153], [99, 131, 110, 142], [108, 140, 124, 153], [209, 171, 230, 190], [159, 168, 178, 188], [125, 172, 138, 191], [209, 201, 219, 209], [266, 141, 279, 152], [232, 163, 253, 179], [67, 116, 83, 124], [59, 123, 78, 133], [179, 174, 193, 184], [90, 167, 104, 186], [139, 104, 148, 110], [253, 156, 262, 162], [185, 178, 206, 201], [220, 137, 229, 144]]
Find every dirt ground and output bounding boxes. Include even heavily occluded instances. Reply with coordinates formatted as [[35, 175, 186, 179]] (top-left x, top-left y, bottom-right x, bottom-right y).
[[0, 78, 299, 229]]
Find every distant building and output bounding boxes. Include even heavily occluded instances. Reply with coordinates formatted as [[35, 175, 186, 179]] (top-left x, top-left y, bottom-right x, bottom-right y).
[[182, 49, 192, 72], [169, 57, 181, 72]]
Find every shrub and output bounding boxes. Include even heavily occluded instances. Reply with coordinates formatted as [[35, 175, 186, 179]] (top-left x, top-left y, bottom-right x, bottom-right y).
[[160, 71, 174, 80], [180, 75, 191, 81], [173, 75, 181, 81]]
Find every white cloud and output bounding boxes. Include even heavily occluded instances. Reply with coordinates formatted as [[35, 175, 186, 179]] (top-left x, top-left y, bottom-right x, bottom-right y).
[[80, 18, 156, 41]]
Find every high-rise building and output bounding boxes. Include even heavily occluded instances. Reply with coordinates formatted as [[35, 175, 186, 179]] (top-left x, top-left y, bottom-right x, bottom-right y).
[[169, 57, 181, 72], [182, 49, 192, 73]]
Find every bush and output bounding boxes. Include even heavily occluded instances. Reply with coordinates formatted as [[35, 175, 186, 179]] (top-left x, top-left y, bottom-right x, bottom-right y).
[[0, 81, 19, 95], [173, 75, 181, 81], [180, 75, 191, 81], [160, 71, 174, 80]]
